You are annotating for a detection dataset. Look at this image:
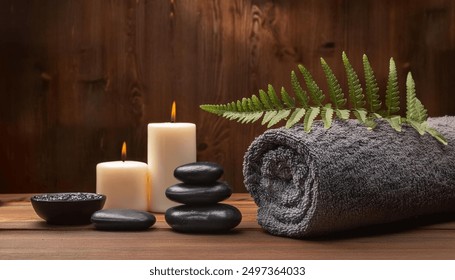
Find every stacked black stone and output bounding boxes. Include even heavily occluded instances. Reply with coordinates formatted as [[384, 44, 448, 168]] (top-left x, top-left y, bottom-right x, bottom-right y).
[[165, 162, 242, 233]]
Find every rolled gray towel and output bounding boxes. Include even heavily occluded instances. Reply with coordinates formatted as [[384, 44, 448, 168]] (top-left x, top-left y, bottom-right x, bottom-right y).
[[243, 116, 455, 238]]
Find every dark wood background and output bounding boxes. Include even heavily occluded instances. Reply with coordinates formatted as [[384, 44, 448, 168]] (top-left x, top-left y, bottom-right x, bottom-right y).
[[1, 0, 454, 193]]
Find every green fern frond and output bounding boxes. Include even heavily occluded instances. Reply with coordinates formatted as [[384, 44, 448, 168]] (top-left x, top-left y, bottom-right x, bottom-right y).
[[298, 64, 325, 106], [320, 58, 346, 109], [362, 54, 381, 113], [385, 58, 400, 117], [200, 54, 447, 145], [342, 52, 365, 110]]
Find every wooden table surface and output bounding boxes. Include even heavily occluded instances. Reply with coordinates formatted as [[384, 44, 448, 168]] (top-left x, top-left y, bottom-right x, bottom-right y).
[[1, 193, 455, 260]]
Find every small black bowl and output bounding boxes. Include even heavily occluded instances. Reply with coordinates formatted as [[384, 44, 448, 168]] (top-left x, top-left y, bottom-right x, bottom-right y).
[[31, 192, 106, 225]]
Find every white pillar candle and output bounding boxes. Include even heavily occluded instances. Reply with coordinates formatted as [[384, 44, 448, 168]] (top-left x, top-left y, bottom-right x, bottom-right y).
[[147, 103, 196, 213], [96, 143, 149, 210]]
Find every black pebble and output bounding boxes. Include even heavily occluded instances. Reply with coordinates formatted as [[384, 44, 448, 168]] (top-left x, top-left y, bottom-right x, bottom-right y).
[[165, 204, 242, 233], [174, 162, 223, 185], [165, 182, 232, 205], [91, 209, 156, 231]]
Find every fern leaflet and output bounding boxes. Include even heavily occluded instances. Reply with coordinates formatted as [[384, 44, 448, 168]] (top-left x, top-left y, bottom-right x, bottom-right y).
[[286, 108, 306, 128], [291, 70, 309, 108], [261, 111, 277, 125], [336, 109, 350, 120], [320, 58, 346, 109], [406, 72, 427, 123], [200, 104, 225, 115], [362, 54, 381, 113], [353, 109, 368, 123], [426, 126, 448, 145], [298, 64, 325, 106], [267, 109, 291, 128], [259, 89, 272, 110], [251, 94, 264, 110], [321, 104, 334, 129], [342, 52, 365, 110], [281, 87, 295, 108], [304, 107, 321, 132], [267, 85, 283, 109], [385, 58, 400, 116], [386, 115, 402, 132]]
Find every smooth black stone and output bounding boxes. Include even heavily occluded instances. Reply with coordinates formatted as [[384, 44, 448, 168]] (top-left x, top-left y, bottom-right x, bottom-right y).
[[91, 209, 156, 231], [166, 182, 232, 205], [165, 204, 242, 233], [174, 162, 223, 184]]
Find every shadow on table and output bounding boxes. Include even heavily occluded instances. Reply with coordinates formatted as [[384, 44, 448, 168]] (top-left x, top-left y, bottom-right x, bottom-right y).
[[309, 211, 455, 241]]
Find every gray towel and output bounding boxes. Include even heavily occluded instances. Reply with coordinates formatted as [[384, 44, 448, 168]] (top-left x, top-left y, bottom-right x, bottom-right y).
[[243, 117, 455, 238]]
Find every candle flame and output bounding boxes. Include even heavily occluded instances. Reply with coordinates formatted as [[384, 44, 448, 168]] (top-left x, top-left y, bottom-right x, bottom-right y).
[[171, 101, 176, 123], [121, 141, 127, 162]]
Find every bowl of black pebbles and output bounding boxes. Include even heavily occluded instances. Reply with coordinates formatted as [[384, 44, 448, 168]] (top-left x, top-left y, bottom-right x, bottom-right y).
[[31, 192, 106, 225]]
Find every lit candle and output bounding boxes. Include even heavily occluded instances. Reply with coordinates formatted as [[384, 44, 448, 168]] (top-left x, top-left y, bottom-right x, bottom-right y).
[[96, 142, 149, 210], [148, 101, 196, 213]]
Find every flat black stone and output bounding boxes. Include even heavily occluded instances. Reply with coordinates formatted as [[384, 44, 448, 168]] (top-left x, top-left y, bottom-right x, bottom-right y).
[[91, 209, 156, 231], [165, 182, 232, 205], [165, 203, 242, 233], [174, 162, 223, 185]]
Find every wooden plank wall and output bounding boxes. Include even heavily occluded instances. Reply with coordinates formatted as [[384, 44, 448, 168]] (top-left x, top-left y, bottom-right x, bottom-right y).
[[1, 0, 454, 193]]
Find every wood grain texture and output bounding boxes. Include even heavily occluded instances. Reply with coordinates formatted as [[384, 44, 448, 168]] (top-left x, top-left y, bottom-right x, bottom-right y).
[[1, 194, 455, 260], [1, 0, 455, 193]]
